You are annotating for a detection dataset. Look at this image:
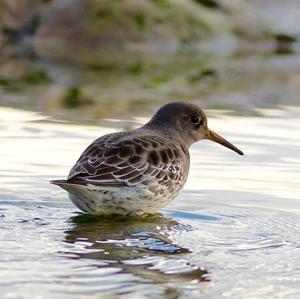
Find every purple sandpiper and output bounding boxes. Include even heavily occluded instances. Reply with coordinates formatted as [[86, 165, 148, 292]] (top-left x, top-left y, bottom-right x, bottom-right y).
[[51, 102, 243, 216]]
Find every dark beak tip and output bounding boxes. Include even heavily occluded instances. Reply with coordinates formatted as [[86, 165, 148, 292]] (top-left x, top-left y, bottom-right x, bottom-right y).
[[207, 129, 244, 156]]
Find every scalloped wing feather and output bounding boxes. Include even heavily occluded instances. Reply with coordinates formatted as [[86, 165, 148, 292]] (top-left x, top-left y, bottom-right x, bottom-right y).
[[67, 132, 187, 189]]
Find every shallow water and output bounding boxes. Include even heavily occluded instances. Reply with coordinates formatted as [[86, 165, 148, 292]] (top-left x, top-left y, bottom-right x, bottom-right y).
[[1, 107, 300, 299]]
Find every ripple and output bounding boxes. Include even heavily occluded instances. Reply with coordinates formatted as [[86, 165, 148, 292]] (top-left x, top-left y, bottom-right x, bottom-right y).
[[2, 107, 300, 298]]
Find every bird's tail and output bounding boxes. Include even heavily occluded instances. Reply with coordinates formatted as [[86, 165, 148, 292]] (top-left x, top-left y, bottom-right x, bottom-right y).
[[50, 179, 88, 194], [50, 179, 68, 186]]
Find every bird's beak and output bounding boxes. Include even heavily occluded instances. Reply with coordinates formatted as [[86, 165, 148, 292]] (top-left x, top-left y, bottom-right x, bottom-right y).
[[206, 129, 244, 155]]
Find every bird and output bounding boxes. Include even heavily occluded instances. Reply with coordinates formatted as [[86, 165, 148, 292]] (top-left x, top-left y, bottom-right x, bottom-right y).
[[51, 102, 243, 216]]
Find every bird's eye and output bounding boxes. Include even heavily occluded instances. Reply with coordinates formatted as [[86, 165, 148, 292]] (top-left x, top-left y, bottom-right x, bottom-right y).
[[191, 115, 201, 125]]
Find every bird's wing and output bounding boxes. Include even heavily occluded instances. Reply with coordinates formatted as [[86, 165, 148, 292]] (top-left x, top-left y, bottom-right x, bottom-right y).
[[67, 132, 186, 188]]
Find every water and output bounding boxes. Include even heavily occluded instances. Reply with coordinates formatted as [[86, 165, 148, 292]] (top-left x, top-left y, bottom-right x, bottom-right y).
[[1, 106, 300, 299]]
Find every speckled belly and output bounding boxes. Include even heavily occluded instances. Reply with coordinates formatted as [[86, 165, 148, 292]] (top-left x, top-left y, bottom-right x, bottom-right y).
[[65, 183, 180, 216]]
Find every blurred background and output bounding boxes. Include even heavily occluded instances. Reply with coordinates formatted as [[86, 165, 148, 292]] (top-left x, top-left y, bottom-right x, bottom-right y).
[[0, 0, 299, 122], [1, 2, 300, 299]]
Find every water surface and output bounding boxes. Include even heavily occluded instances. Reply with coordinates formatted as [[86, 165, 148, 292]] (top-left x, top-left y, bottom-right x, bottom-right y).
[[0, 107, 300, 298]]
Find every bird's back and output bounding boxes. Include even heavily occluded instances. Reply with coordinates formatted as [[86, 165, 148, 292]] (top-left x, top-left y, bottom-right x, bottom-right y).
[[67, 128, 189, 192]]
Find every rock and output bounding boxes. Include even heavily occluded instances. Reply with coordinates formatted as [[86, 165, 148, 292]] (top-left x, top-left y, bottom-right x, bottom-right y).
[[0, 0, 282, 64], [33, 0, 270, 63], [0, 31, 4, 48], [61, 87, 94, 109], [0, 0, 39, 29], [193, 0, 223, 10], [34, 0, 217, 61], [0, 0, 41, 43], [274, 33, 297, 54]]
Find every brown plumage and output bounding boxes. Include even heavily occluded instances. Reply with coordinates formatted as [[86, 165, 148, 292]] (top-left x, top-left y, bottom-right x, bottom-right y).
[[51, 102, 243, 216], [67, 132, 188, 199]]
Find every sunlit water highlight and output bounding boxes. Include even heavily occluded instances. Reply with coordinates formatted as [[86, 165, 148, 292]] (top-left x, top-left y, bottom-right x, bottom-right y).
[[0, 107, 300, 299]]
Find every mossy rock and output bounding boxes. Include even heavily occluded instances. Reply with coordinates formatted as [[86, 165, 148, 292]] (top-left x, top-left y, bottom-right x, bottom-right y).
[[34, 0, 231, 63], [62, 87, 95, 108]]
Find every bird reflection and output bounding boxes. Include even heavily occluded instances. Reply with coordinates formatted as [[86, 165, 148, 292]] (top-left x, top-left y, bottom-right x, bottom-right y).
[[65, 213, 187, 259], [63, 213, 208, 283]]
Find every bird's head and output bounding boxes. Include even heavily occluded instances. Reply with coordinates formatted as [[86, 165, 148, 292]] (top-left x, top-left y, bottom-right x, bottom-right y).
[[146, 101, 244, 155]]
